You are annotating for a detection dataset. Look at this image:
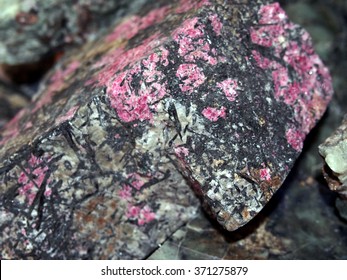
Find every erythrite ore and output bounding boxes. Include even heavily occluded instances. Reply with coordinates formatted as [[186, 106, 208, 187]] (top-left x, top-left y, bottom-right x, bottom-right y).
[[0, 0, 333, 259]]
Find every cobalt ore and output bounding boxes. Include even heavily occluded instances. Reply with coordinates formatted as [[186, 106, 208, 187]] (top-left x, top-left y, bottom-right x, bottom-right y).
[[0, 0, 333, 259]]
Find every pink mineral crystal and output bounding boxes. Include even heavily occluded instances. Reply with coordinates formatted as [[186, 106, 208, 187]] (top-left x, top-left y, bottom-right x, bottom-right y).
[[217, 79, 239, 102], [176, 63, 206, 93], [202, 106, 227, 122]]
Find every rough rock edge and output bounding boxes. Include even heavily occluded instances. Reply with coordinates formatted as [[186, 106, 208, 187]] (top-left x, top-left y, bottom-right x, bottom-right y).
[[319, 114, 347, 200]]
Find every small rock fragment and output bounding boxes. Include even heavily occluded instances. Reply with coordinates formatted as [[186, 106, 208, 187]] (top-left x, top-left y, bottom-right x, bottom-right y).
[[319, 115, 347, 199]]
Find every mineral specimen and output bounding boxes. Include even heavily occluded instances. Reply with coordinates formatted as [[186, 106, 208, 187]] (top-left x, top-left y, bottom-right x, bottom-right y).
[[0, 0, 333, 259], [319, 115, 347, 199]]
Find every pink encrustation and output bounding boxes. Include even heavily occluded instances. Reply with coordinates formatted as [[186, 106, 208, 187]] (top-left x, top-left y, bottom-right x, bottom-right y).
[[217, 79, 239, 102], [202, 106, 227, 122], [250, 2, 333, 151], [94, 4, 224, 121]]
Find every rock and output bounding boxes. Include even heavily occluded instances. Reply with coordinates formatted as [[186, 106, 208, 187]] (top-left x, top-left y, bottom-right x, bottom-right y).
[[0, 0, 147, 65], [0, 0, 333, 259], [319, 115, 347, 199]]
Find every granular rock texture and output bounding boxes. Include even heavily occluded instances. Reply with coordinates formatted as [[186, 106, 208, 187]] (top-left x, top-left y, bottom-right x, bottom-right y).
[[0, 0, 147, 65], [0, 0, 333, 259], [319, 115, 347, 199]]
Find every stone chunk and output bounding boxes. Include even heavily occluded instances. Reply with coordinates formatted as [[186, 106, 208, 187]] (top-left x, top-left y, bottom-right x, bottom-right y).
[[319, 115, 347, 199], [0, 0, 333, 259]]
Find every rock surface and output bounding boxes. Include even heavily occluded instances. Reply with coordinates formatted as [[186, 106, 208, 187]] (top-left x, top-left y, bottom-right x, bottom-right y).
[[0, 0, 333, 259]]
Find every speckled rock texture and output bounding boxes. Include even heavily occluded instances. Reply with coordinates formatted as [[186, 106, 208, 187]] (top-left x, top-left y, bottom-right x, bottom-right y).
[[0, 0, 147, 65], [0, 0, 333, 259], [319, 115, 347, 199]]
